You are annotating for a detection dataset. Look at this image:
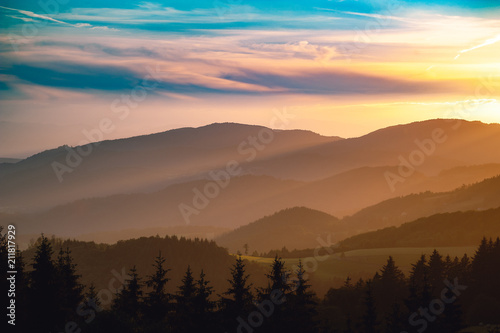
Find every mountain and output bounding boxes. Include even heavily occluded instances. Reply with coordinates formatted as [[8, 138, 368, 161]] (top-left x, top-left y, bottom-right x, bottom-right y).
[[343, 174, 500, 233], [338, 207, 500, 250], [6, 162, 500, 241], [2, 175, 305, 237], [4, 119, 500, 214], [0, 158, 22, 164], [215, 207, 342, 253], [21, 235, 268, 297], [4, 119, 500, 242], [75, 225, 230, 244], [276, 163, 500, 217], [249, 119, 500, 180], [0, 123, 338, 211]]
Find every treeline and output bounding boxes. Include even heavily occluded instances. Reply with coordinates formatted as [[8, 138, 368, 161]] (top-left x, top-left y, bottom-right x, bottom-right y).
[[2, 230, 500, 332]]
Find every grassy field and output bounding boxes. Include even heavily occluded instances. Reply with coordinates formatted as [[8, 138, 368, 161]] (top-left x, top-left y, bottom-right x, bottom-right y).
[[241, 246, 477, 286]]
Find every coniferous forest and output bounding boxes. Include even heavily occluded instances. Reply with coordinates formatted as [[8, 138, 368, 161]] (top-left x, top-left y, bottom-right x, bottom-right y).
[[2, 228, 500, 333]]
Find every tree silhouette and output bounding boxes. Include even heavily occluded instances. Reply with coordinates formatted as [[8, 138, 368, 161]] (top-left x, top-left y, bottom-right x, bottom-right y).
[[362, 280, 379, 333], [56, 247, 84, 324], [26, 235, 61, 332], [112, 265, 143, 326], [258, 256, 292, 332], [428, 249, 444, 295], [174, 265, 197, 332], [221, 255, 254, 331], [144, 251, 171, 325], [194, 270, 216, 331], [289, 259, 318, 333]]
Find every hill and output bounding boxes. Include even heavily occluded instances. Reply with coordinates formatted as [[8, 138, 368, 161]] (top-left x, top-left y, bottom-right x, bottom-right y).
[[4, 120, 500, 242], [343, 174, 500, 233], [215, 207, 342, 253], [0, 123, 338, 211], [339, 207, 500, 250], [4, 119, 500, 214], [6, 167, 500, 244], [21, 235, 268, 297]]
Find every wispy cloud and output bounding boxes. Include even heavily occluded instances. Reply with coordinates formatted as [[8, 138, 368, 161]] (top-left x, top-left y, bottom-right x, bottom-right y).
[[0, 5, 118, 31], [455, 33, 500, 59], [335, 99, 498, 108], [0, 5, 73, 25]]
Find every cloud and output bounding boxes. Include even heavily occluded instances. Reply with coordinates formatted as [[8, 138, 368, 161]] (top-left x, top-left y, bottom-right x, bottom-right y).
[[221, 69, 449, 95], [0, 5, 117, 31], [90, 26, 120, 31], [455, 33, 500, 59], [248, 41, 338, 61], [5, 15, 37, 23], [335, 99, 498, 108], [137, 2, 162, 10], [4, 62, 144, 91], [0, 5, 73, 26]]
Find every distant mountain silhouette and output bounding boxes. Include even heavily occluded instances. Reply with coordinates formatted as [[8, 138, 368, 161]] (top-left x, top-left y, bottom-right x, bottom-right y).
[[339, 207, 500, 250], [0, 123, 338, 211], [0, 157, 22, 164], [20, 235, 268, 297], [215, 207, 341, 253], [343, 174, 500, 232], [3, 119, 500, 242]]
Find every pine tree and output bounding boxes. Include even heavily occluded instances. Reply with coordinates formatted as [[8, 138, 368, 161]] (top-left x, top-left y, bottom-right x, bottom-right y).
[[428, 250, 444, 296], [289, 260, 318, 333], [174, 266, 197, 332], [258, 256, 292, 333], [112, 266, 143, 326], [374, 256, 406, 323], [221, 255, 253, 331], [144, 251, 171, 323], [27, 235, 60, 332], [56, 247, 85, 324], [194, 270, 216, 331], [80, 283, 102, 325], [362, 280, 379, 333]]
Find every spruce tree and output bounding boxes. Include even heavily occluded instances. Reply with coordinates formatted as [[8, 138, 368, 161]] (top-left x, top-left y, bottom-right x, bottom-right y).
[[112, 266, 143, 326], [174, 266, 197, 332], [56, 247, 85, 324], [289, 259, 318, 333], [221, 255, 254, 332], [258, 256, 292, 333], [194, 270, 216, 331], [362, 280, 379, 333], [428, 250, 444, 296], [27, 235, 61, 332], [144, 251, 171, 323]]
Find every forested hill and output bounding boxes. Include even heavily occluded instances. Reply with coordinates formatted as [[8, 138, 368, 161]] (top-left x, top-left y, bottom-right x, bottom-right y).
[[21, 235, 267, 296], [338, 207, 500, 251]]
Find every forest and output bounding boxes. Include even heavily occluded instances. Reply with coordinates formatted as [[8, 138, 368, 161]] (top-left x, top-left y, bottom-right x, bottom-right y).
[[1, 230, 500, 333]]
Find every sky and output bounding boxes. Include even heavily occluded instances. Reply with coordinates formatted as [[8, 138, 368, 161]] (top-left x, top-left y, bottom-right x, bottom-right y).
[[0, 0, 499, 157]]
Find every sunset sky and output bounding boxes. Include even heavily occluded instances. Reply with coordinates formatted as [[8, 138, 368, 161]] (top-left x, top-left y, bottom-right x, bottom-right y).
[[1, 0, 499, 157]]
